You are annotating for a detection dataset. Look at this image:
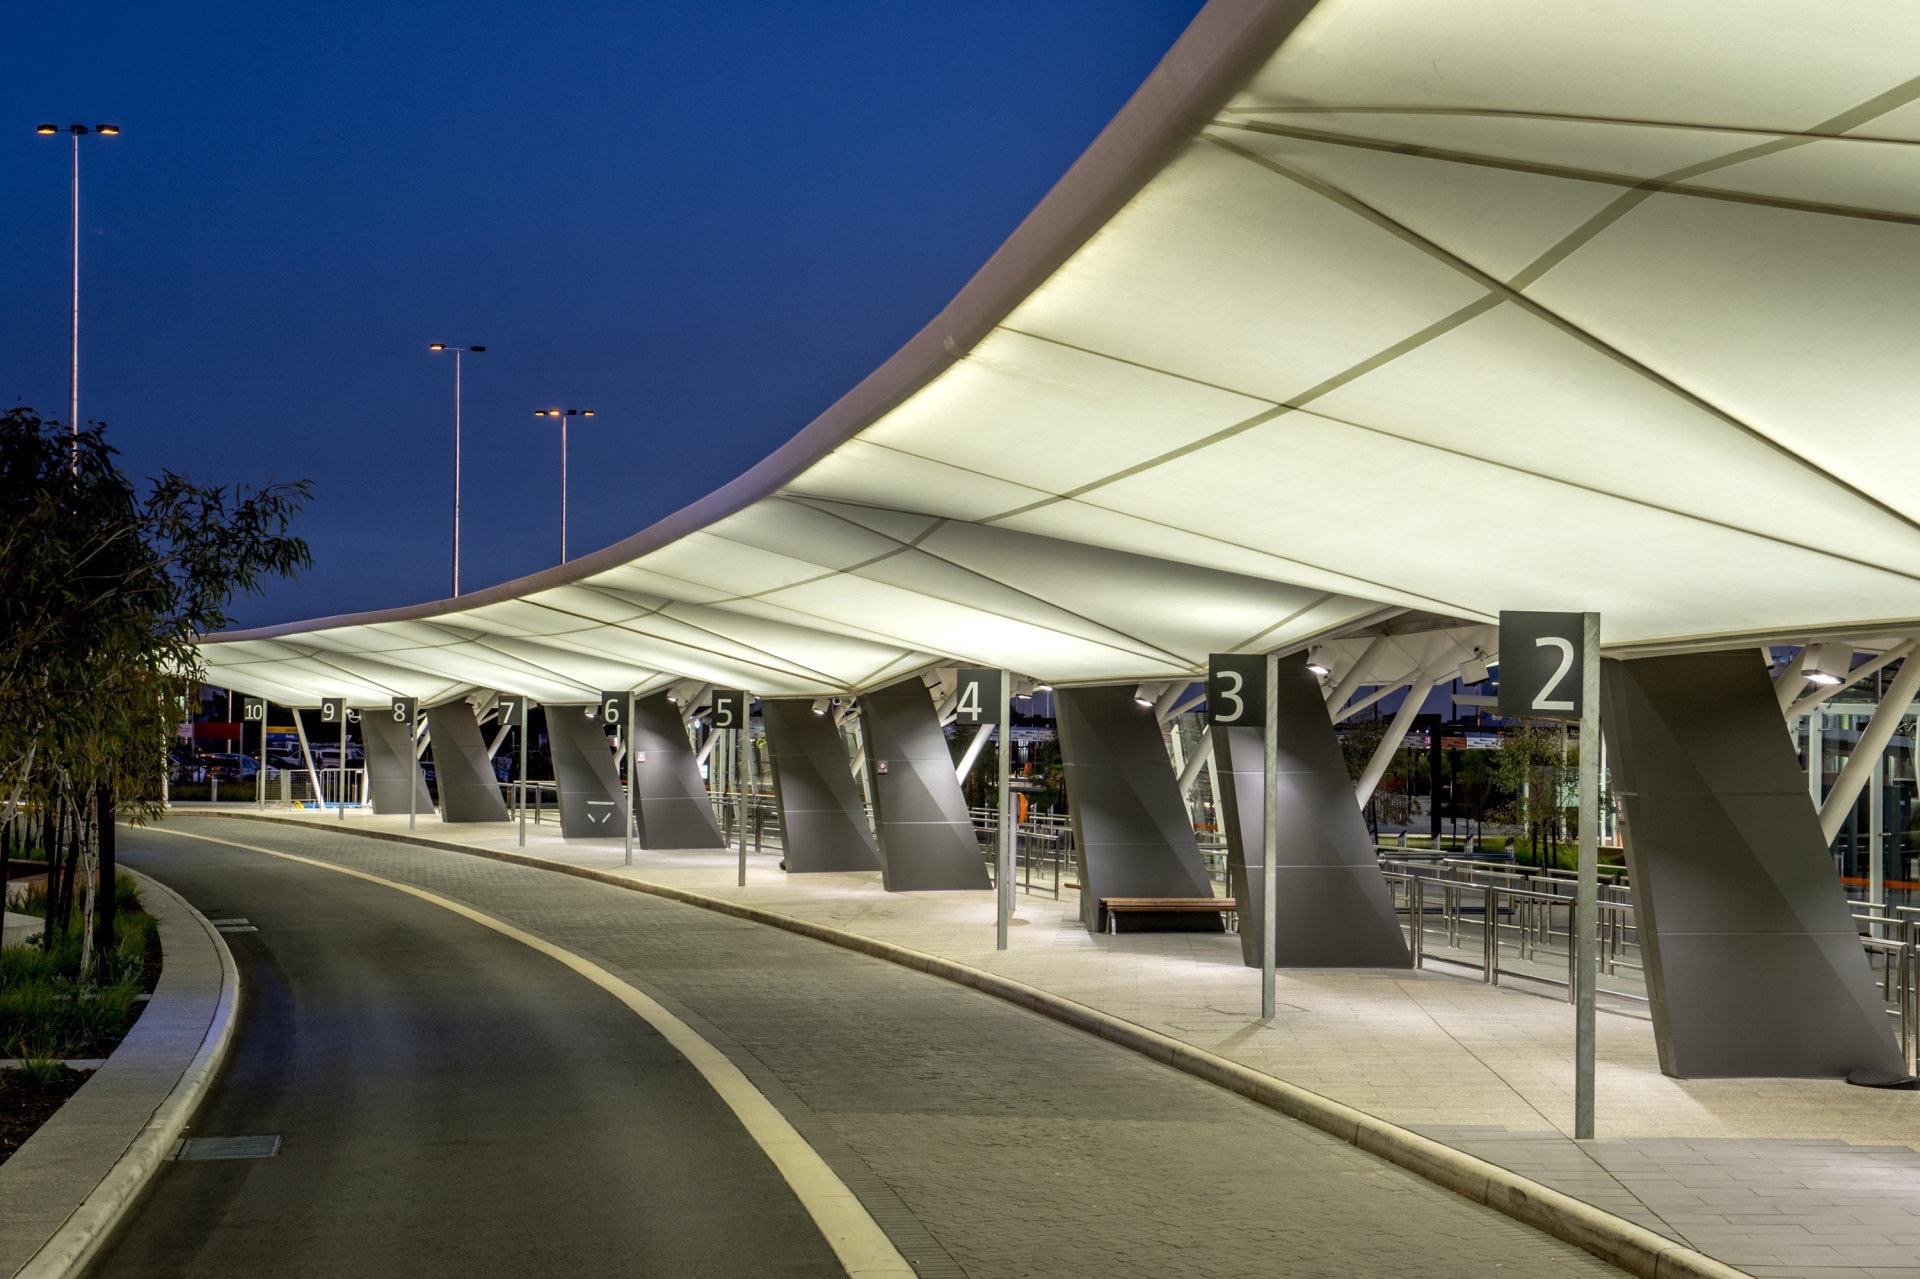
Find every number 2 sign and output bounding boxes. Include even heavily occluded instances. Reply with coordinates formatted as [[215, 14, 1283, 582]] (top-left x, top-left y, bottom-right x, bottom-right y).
[[1497, 612, 1585, 721]]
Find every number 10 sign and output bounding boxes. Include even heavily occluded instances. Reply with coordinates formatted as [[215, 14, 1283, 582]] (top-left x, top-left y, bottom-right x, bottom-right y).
[[1497, 611, 1585, 721]]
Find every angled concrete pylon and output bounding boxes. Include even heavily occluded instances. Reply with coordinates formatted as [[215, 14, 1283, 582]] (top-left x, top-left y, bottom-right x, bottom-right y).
[[860, 679, 991, 891], [1602, 652, 1904, 1078], [762, 698, 881, 873], [1213, 655, 1410, 967], [1055, 684, 1220, 934], [629, 692, 726, 849], [546, 704, 629, 840], [361, 710, 433, 815], [423, 701, 510, 823]]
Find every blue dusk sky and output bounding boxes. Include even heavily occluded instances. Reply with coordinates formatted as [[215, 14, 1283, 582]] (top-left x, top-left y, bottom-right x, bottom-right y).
[[4, 1, 1208, 628]]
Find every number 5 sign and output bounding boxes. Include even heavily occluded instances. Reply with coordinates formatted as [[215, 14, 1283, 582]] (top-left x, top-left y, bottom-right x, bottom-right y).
[[710, 690, 747, 730], [1497, 611, 1585, 721]]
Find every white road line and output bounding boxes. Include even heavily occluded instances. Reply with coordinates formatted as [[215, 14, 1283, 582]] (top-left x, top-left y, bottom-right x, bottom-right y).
[[161, 828, 915, 1279]]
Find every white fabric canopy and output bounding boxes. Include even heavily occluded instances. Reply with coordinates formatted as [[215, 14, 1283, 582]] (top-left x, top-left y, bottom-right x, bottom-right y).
[[201, 0, 1920, 705]]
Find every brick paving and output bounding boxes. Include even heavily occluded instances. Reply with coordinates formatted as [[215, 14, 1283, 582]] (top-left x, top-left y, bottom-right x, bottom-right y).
[[136, 814, 1616, 1278], [165, 808, 1920, 1276]]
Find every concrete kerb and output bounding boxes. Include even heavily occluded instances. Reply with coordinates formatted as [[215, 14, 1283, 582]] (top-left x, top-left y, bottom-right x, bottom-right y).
[[190, 812, 1741, 1279], [6, 868, 240, 1279]]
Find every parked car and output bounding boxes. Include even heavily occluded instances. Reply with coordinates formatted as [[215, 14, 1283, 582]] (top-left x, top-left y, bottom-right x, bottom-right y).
[[200, 753, 260, 780], [168, 745, 206, 784]]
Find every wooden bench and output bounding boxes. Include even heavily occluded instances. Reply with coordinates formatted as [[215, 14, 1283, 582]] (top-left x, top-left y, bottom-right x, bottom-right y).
[[1099, 896, 1237, 935]]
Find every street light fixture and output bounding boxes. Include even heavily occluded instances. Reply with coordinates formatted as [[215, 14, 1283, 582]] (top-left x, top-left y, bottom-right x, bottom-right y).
[[429, 344, 486, 596], [533, 408, 595, 562], [36, 122, 120, 446]]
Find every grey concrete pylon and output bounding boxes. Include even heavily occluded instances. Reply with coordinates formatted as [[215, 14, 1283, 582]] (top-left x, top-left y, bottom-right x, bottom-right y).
[[1602, 651, 1904, 1077], [761, 698, 881, 873], [628, 692, 726, 849], [546, 704, 629, 840], [1214, 656, 1410, 967], [1055, 684, 1219, 934], [423, 702, 510, 823], [360, 711, 433, 816], [860, 679, 991, 891]]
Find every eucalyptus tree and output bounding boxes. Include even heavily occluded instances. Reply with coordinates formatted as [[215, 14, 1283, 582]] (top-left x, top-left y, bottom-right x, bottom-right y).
[[0, 407, 310, 972]]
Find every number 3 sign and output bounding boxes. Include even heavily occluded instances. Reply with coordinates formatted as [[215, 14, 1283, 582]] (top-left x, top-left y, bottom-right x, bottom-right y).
[[1497, 611, 1585, 721], [1207, 654, 1266, 727]]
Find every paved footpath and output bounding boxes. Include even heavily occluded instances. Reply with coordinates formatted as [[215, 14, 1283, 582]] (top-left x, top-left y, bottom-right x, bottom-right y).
[[124, 817, 1619, 1279], [176, 809, 1920, 1278]]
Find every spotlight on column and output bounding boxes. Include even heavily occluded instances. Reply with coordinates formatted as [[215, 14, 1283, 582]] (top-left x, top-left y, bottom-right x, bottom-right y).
[[1305, 647, 1332, 677], [1133, 682, 1157, 708], [1804, 642, 1853, 687], [1460, 652, 1491, 685], [811, 697, 830, 716]]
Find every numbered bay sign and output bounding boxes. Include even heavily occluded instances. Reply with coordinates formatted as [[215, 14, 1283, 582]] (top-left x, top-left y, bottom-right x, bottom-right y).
[[241, 696, 267, 723], [1207, 654, 1266, 727], [952, 669, 1003, 726], [711, 689, 748, 731], [319, 697, 357, 725], [1497, 611, 1584, 721], [390, 696, 417, 725], [599, 692, 628, 739], [495, 693, 528, 729]]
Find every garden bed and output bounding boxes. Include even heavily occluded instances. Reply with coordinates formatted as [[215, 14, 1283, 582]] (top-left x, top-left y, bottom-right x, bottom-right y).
[[0, 873, 161, 1165]]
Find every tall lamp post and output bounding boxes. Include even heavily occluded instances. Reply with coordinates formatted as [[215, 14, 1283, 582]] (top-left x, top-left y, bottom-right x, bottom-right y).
[[533, 408, 594, 562], [36, 122, 120, 443], [429, 344, 485, 595]]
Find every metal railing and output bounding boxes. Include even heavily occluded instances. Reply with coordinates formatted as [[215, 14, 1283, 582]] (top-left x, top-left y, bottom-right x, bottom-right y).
[[1378, 857, 1645, 1003], [285, 767, 367, 809], [970, 806, 1072, 899], [1850, 901, 1920, 1074]]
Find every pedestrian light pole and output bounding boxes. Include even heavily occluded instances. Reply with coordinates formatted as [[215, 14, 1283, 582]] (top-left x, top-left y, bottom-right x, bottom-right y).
[[36, 122, 120, 450], [429, 344, 485, 595], [533, 408, 594, 562]]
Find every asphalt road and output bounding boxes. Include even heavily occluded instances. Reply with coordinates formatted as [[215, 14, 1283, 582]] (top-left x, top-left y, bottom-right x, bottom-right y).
[[91, 832, 842, 1279], [100, 818, 1623, 1278]]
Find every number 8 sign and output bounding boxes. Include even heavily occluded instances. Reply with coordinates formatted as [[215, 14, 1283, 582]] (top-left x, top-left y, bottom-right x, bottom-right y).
[[1497, 611, 1585, 721]]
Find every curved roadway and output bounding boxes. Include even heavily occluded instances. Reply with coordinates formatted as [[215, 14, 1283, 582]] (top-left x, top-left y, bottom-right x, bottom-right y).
[[96, 817, 1622, 1278]]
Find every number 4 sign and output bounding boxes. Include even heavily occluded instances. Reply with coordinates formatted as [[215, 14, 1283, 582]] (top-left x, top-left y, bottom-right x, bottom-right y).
[[952, 669, 1003, 725], [1497, 611, 1585, 721]]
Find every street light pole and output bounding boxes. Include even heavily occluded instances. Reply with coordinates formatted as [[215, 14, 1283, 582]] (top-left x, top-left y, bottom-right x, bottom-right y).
[[429, 344, 485, 595], [534, 408, 595, 562], [36, 122, 120, 448]]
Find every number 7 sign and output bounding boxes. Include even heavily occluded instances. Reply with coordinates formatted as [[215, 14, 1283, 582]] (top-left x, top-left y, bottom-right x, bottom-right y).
[[1497, 611, 1585, 721]]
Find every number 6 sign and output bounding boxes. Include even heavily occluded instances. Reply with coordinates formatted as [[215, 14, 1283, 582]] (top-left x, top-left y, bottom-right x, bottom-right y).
[[1497, 611, 1585, 721]]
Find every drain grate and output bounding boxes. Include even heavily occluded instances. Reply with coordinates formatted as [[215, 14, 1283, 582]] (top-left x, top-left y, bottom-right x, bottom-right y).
[[210, 918, 257, 933], [176, 1134, 281, 1161]]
